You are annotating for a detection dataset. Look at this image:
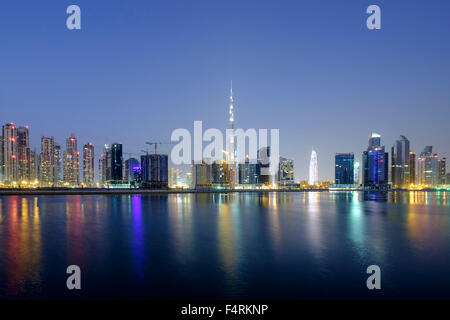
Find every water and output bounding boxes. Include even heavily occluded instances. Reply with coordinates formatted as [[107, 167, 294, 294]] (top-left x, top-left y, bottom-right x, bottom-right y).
[[0, 191, 450, 300]]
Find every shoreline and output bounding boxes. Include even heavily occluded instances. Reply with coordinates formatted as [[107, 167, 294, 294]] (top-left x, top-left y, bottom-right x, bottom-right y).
[[0, 188, 445, 196]]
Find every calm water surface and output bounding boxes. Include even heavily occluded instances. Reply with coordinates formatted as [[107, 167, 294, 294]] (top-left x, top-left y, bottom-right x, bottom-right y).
[[0, 191, 450, 300]]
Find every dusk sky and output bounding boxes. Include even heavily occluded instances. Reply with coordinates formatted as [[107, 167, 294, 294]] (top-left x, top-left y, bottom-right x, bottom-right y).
[[1, 0, 450, 180]]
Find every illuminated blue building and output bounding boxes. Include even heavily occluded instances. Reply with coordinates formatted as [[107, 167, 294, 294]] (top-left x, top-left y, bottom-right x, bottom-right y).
[[362, 133, 389, 189], [335, 153, 354, 184]]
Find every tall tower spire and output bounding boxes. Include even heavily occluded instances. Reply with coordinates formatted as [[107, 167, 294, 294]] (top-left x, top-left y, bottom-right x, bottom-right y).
[[229, 80, 234, 129]]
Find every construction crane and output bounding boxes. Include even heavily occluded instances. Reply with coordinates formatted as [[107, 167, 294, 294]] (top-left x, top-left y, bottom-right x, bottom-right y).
[[145, 142, 172, 155]]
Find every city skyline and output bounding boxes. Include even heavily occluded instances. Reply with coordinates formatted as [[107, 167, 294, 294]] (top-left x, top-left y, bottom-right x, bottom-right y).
[[1, 120, 447, 187], [1, 1, 450, 181]]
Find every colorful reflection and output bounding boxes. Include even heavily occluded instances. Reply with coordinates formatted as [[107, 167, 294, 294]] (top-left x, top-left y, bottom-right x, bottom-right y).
[[131, 195, 145, 278], [0, 196, 42, 296]]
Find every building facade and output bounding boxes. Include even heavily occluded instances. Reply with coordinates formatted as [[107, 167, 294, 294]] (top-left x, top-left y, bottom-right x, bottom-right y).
[[391, 135, 410, 187], [417, 146, 439, 186], [39, 136, 55, 186], [141, 154, 168, 189], [2, 123, 18, 183], [335, 153, 354, 185], [53, 142, 62, 185], [309, 149, 318, 185], [278, 157, 294, 186], [362, 133, 389, 189], [409, 151, 416, 185], [258, 147, 272, 185], [192, 161, 212, 188], [17, 126, 32, 182], [83, 142, 95, 186], [238, 156, 260, 185], [110, 143, 123, 183], [438, 157, 446, 185], [124, 158, 140, 183], [63, 133, 80, 186], [211, 160, 230, 187]]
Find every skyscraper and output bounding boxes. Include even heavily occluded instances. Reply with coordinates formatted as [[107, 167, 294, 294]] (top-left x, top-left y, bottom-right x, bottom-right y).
[[141, 154, 168, 189], [192, 160, 212, 188], [228, 82, 238, 187], [0, 135, 3, 180], [99, 153, 106, 185], [409, 151, 416, 185], [17, 126, 31, 182], [354, 161, 360, 184], [124, 158, 140, 183], [438, 157, 446, 185], [83, 142, 95, 186], [417, 146, 439, 186], [168, 168, 180, 187], [2, 123, 18, 183], [278, 157, 294, 186], [335, 153, 354, 185], [211, 160, 230, 187], [258, 147, 272, 185], [238, 156, 260, 185], [63, 133, 80, 186], [309, 149, 318, 185], [99, 144, 111, 185], [53, 142, 62, 185], [391, 135, 410, 187], [39, 136, 55, 186], [30, 149, 36, 182], [111, 143, 123, 183], [362, 132, 389, 189]]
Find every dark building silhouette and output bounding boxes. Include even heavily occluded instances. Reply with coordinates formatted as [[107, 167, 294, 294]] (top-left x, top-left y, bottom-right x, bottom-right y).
[[140, 154, 168, 189]]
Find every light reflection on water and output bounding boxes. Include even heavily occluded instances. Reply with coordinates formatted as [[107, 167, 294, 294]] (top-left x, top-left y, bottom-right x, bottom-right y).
[[0, 191, 449, 299]]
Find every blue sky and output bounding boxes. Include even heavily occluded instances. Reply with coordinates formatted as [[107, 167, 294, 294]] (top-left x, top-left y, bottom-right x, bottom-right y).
[[1, 0, 450, 180]]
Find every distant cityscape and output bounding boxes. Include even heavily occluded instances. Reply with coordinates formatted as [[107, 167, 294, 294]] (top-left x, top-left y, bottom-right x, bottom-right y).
[[0, 121, 448, 191]]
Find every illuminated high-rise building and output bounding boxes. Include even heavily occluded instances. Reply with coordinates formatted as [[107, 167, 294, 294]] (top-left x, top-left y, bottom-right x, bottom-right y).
[[53, 142, 62, 184], [335, 153, 354, 185], [409, 151, 416, 184], [99, 153, 105, 185], [17, 126, 31, 182], [124, 158, 140, 183], [0, 135, 3, 180], [391, 135, 410, 187], [238, 156, 260, 185], [63, 133, 80, 186], [30, 149, 36, 182], [168, 168, 181, 187], [110, 143, 123, 183], [354, 161, 360, 184], [362, 132, 389, 189], [185, 172, 193, 188], [99, 144, 111, 185], [83, 142, 95, 186], [212, 160, 230, 187], [228, 81, 238, 187], [309, 149, 318, 185], [278, 157, 294, 186], [39, 136, 55, 186], [258, 147, 272, 185], [2, 122, 18, 183], [438, 157, 446, 185], [417, 146, 439, 186], [192, 160, 212, 188]]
